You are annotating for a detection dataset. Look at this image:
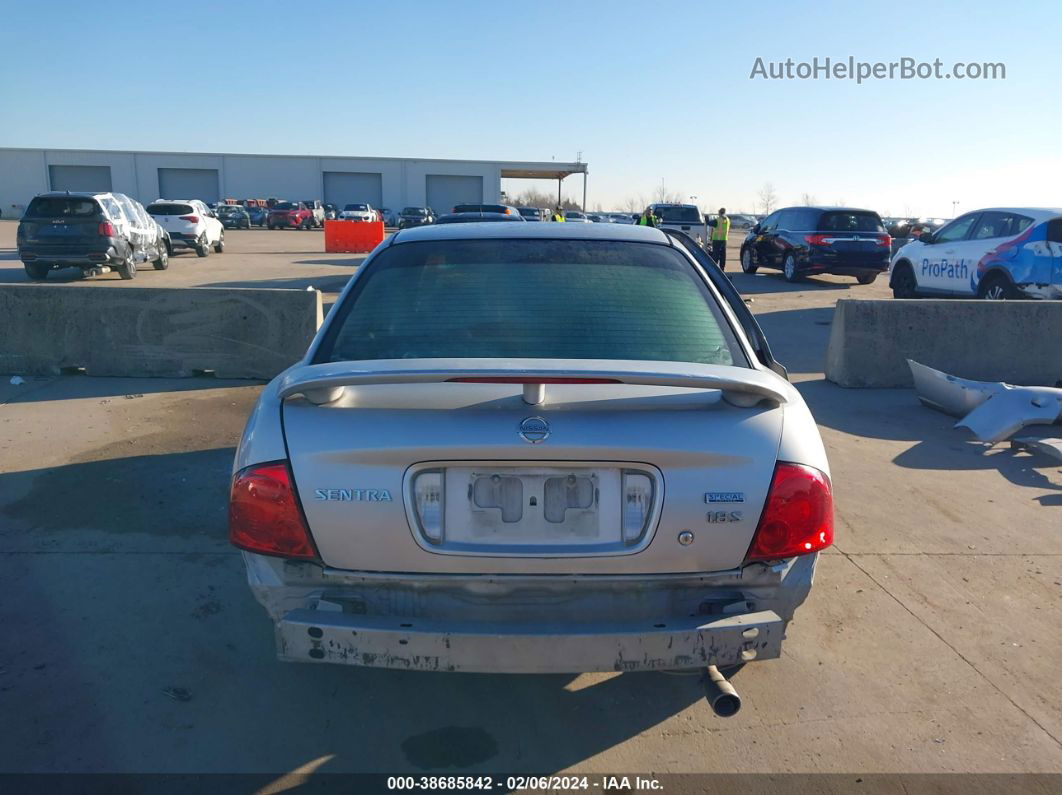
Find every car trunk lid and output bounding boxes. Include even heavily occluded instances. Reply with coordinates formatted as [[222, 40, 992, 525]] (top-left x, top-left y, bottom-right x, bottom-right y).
[[279, 359, 787, 575]]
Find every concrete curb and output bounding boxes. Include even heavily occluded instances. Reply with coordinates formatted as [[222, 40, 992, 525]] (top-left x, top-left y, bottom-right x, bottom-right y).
[[0, 285, 322, 379], [825, 298, 1061, 388]]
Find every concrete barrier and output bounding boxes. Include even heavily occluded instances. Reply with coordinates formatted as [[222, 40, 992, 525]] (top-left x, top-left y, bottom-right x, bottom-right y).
[[825, 299, 1062, 388], [0, 285, 322, 379]]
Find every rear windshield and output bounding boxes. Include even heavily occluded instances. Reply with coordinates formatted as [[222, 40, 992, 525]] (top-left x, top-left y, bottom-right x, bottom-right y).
[[402, 207, 426, 215], [656, 206, 701, 223], [518, 208, 539, 218], [454, 204, 506, 214], [146, 203, 194, 216], [26, 196, 101, 218], [316, 239, 743, 366], [817, 211, 885, 233]]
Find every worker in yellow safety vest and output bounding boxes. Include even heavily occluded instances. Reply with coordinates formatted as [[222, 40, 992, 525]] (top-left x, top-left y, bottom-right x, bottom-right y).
[[551, 207, 566, 222], [636, 207, 659, 227], [707, 207, 730, 269]]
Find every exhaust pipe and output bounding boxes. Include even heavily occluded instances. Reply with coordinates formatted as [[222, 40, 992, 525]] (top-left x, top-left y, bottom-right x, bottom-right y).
[[703, 665, 742, 717]]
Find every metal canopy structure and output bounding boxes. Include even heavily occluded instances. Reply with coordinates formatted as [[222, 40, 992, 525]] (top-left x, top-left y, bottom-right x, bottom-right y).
[[500, 161, 588, 210]]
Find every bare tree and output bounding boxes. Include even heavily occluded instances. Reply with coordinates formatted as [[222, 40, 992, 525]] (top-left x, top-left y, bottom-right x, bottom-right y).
[[509, 188, 582, 210], [800, 192, 817, 206], [621, 195, 646, 213], [758, 183, 777, 215], [653, 184, 684, 204]]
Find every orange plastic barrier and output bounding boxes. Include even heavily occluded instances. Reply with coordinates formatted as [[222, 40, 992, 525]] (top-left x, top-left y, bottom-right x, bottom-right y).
[[324, 220, 385, 253]]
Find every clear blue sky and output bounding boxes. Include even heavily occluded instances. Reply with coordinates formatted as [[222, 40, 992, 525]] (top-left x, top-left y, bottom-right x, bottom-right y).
[[2, 0, 1059, 217]]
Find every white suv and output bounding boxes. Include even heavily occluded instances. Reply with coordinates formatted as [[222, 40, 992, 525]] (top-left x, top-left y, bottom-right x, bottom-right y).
[[339, 203, 375, 222], [146, 199, 225, 257]]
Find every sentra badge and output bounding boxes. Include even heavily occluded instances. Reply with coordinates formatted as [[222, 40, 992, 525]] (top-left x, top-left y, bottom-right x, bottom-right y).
[[315, 489, 393, 502]]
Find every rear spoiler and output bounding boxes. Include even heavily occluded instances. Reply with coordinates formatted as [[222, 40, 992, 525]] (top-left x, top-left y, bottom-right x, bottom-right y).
[[276, 359, 789, 408]]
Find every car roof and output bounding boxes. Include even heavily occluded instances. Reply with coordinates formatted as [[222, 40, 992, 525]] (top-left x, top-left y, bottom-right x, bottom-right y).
[[959, 207, 1062, 221], [34, 190, 111, 199], [392, 221, 670, 243], [435, 213, 522, 223], [782, 205, 880, 213]]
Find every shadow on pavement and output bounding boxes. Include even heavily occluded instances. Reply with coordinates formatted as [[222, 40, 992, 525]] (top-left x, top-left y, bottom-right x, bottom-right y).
[[893, 441, 1062, 506], [728, 271, 857, 295], [797, 377, 1062, 502], [0, 445, 708, 773], [1, 448, 234, 538], [752, 307, 837, 376]]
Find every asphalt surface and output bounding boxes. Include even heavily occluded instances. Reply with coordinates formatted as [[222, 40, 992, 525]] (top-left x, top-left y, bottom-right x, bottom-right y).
[[1, 222, 1060, 776]]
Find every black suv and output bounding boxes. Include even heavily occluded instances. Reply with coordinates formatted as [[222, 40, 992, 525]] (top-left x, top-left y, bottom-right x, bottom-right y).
[[17, 192, 170, 281], [398, 207, 434, 229], [739, 206, 890, 284]]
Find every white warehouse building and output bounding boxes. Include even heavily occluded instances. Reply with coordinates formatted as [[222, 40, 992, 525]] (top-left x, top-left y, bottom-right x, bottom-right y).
[[0, 147, 588, 218]]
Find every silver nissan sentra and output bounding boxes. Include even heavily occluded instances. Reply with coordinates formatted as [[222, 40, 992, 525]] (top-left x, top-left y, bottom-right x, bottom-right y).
[[229, 222, 833, 712]]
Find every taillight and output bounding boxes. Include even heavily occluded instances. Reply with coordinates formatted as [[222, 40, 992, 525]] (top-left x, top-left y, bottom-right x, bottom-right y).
[[229, 462, 317, 559], [179, 215, 199, 223], [97, 221, 115, 236], [876, 234, 892, 248], [804, 233, 831, 246], [745, 463, 833, 563]]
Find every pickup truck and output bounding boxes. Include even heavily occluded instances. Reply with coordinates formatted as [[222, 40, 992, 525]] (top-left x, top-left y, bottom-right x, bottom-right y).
[[648, 203, 708, 247]]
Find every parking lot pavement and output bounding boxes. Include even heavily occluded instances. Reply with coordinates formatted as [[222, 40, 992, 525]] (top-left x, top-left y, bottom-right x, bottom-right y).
[[0, 220, 367, 306], [1, 228, 1061, 775]]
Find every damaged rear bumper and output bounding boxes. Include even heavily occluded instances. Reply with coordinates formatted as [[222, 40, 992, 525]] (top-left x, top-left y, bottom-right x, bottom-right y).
[[276, 608, 784, 673], [241, 553, 817, 674]]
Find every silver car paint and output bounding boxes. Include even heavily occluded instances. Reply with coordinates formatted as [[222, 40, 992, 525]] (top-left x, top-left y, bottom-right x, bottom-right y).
[[282, 381, 785, 573]]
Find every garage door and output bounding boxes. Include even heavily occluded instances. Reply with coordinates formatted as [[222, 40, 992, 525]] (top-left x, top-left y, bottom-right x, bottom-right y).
[[323, 172, 383, 209], [48, 165, 112, 192], [426, 175, 484, 215], [157, 168, 220, 203]]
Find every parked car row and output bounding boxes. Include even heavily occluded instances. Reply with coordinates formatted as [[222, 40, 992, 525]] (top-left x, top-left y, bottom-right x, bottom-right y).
[[205, 199, 402, 228]]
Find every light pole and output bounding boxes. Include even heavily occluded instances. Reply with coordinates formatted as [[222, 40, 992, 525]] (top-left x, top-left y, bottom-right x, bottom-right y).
[[951, 201, 959, 217]]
